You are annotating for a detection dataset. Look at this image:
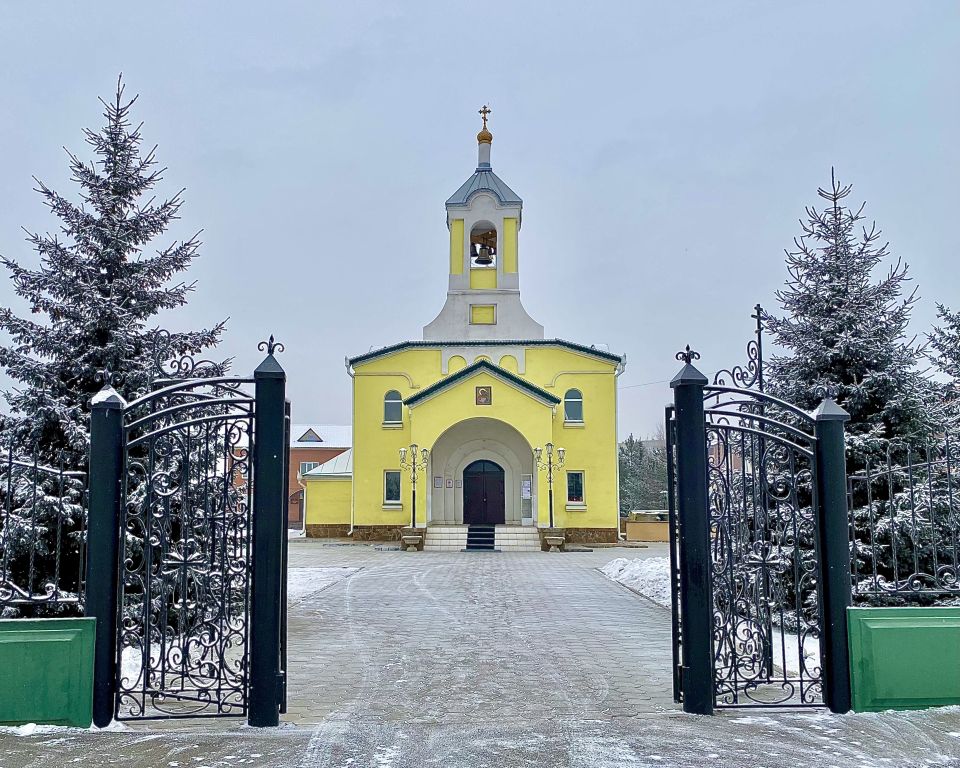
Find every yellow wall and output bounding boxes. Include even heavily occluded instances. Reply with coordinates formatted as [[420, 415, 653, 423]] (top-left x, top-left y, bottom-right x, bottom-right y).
[[351, 344, 620, 531], [499, 354, 518, 373], [449, 218, 464, 275], [502, 217, 518, 273], [469, 268, 497, 290], [304, 477, 352, 525]]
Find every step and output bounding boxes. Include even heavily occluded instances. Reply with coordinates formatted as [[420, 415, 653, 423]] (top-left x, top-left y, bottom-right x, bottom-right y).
[[465, 524, 497, 552], [494, 526, 541, 552], [423, 524, 540, 553], [424, 527, 467, 551]]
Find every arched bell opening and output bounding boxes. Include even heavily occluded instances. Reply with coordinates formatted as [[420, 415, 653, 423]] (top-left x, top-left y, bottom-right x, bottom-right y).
[[470, 221, 497, 267]]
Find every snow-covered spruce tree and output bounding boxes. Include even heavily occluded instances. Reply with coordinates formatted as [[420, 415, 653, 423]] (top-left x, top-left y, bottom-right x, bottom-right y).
[[618, 433, 669, 514], [929, 304, 960, 425], [0, 78, 226, 615], [0, 77, 226, 466], [618, 434, 646, 515], [764, 169, 942, 468], [764, 171, 945, 600]]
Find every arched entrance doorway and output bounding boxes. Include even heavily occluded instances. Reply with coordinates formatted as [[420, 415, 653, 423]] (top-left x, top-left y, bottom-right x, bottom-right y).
[[462, 459, 505, 525], [426, 417, 535, 525]]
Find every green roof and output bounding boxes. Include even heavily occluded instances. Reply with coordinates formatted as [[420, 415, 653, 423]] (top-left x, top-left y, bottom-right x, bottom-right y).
[[348, 338, 623, 367], [404, 359, 561, 407]]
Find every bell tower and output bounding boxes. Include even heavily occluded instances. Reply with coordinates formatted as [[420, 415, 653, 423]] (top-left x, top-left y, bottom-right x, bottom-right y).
[[423, 107, 544, 341]]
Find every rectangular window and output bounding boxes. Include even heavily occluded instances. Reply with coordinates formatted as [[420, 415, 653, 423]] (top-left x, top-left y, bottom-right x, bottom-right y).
[[299, 461, 320, 475], [567, 471, 585, 504], [384, 470, 401, 504], [469, 304, 496, 325]]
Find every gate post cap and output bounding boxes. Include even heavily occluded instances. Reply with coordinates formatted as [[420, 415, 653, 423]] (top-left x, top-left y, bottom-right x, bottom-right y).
[[91, 385, 126, 409], [813, 397, 850, 422], [670, 361, 708, 388], [254, 353, 285, 379]]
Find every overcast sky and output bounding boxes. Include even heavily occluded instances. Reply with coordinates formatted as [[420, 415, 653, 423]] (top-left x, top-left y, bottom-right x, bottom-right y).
[[1, 2, 957, 437]]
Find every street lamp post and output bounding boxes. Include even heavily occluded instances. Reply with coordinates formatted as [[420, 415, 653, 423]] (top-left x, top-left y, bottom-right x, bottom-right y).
[[534, 442, 565, 528], [399, 444, 429, 528]]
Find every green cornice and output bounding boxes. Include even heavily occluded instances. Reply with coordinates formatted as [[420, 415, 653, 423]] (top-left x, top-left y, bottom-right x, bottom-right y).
[[404, 359, 561, 407], [348, 338, 623, 367]]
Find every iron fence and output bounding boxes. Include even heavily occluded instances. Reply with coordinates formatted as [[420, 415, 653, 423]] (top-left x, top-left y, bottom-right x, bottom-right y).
[[0, 437, 87, 616], [849, 437, 959, 600]]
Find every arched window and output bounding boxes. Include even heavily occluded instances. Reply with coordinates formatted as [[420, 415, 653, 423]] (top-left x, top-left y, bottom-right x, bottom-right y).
[[564, 389, 583, 422], [384, 390, 402, 424]]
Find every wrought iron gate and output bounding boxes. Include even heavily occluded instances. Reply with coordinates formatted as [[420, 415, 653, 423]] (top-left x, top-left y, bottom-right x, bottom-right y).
[[667, 336, 852, 714], [81, 339, 289, 726], [115, 375, 256, 719]]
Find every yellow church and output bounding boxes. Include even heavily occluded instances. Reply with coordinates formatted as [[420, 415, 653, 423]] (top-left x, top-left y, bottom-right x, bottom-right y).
[[303, 109, 625, 551]]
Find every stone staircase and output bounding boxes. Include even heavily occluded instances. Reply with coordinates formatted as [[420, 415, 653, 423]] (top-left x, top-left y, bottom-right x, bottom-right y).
[[494, 525, 541, 552], [423, 525, 468, 552], [422, 525, 541, 552]]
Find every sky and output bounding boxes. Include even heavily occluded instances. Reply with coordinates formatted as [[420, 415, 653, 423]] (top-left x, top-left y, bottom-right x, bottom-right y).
[[0, 2, 957, 438]]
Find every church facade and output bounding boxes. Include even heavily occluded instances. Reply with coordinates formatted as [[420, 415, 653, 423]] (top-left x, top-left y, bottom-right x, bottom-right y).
[[303, 110, 625, 546]]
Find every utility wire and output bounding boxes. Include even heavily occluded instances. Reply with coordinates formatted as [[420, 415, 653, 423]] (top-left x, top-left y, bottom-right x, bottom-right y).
[[618, 378, 671, 390]]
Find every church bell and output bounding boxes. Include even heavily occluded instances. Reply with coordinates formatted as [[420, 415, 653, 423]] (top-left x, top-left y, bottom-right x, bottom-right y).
[[475, 245, 494, 265]]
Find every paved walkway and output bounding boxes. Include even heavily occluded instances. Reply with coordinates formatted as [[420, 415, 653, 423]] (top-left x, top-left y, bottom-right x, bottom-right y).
[[284, 541, 676, 725], [3, 542, 960, 767]]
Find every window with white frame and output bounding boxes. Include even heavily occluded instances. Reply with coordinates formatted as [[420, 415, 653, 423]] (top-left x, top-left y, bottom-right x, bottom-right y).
[[384, 470, 401, 504], [564, 389, 583, 422], [384, 390, 402, 424], [566, 471, 585, 505], [299, 461, 320, 476]]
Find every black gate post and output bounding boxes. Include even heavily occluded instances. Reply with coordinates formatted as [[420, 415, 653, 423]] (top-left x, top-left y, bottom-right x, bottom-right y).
[[670, 347, 713, 715], [279, 399, 291, 715], [813, 394, 852, 714], [84, 385, 126, 727], [249, 347, 286, 727]]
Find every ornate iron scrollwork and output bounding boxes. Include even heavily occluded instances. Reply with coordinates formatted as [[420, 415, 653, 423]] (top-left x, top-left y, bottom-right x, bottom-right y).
[[258, 335, 285, 356], [676, 345, 701, 364], [713, 304, 765, 393], [151, 329, 228, 382], [813, 383, 840, 401], [95, 365, 125, 388]]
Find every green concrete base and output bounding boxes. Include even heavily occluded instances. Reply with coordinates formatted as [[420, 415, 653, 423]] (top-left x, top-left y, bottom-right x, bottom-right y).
[[848, 606, 960, 712], [0, 618, 95, 727]]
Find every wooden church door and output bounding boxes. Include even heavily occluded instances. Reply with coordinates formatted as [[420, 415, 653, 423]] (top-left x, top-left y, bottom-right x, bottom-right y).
[[462, 460, 505, 525]]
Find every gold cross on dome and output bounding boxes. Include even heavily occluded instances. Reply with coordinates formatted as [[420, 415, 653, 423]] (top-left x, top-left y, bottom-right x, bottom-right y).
[[479, 105, 491, 129]]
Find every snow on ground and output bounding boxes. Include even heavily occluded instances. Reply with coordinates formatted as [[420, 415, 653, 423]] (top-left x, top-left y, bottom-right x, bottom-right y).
[[771, 625, 821, 677], [600, 556, 672, 608], [0, 723, 77, 736], [5, 709, 960, 767], [287, 566, 358, 602], [601, 556, 821, 675]]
